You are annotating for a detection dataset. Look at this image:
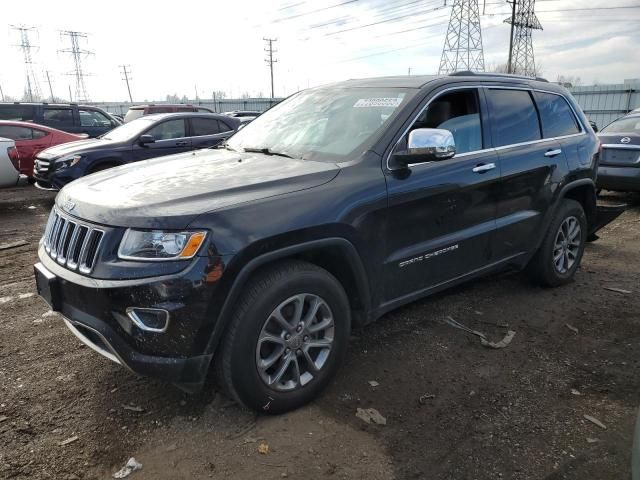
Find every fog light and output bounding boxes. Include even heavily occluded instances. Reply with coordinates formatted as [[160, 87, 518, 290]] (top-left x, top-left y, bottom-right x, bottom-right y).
[[126, 307, 170, 333]]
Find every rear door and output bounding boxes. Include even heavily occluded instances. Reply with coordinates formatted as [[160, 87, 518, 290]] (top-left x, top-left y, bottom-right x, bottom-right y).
[[188, 117, 234, 149], [135, 118, 191, 159], [383, 87, 500, 302], [486, 87, 568, 261]]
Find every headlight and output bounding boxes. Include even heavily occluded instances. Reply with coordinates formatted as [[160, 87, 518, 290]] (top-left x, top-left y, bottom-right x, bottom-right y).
[[118, 229, 207, 261], [54, 154, 83, 170]]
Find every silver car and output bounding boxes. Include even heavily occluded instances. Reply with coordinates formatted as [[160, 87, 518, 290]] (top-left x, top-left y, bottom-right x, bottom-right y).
[[0, 137, 28, 188]]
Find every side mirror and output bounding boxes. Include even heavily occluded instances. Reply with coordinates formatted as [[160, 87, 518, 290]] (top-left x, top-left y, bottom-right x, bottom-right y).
[[589, 120, 598, 133], [139, 134, 155, 145], [391, 128, 456, 169]]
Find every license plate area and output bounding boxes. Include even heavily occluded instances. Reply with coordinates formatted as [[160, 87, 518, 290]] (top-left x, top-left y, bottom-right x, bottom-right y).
[[34, 262, 61, 311]]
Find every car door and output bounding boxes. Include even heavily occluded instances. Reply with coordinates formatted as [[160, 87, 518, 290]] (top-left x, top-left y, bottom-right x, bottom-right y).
[[383, 87, 500, 302], [189, 117, 234, 149], [135, 118, 191, 160], [485, 87, 569, 261], [42, 107, 75, 134]]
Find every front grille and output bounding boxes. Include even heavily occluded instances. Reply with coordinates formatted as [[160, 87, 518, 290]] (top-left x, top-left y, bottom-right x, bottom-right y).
[[34, 158, 50, 175], [43, 208, 105, 274]]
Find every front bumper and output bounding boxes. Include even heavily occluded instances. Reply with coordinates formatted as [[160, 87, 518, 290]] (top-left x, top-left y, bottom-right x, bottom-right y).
[[597, 165, 640, 192], [34, 248, 230, 391]]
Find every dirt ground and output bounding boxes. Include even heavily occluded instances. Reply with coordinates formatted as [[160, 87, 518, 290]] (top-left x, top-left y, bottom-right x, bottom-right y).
[[1, 185, 639, 480]]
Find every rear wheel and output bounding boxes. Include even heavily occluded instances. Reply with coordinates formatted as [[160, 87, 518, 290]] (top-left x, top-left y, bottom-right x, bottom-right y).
[[216, 260, 350, 413], [527, 199, 587, 287]]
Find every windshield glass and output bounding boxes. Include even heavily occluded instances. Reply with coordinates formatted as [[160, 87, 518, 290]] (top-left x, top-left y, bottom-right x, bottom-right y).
[[226, 87, 415, 160], [102, 117, 156, 141], [601, 116, 640, 134]]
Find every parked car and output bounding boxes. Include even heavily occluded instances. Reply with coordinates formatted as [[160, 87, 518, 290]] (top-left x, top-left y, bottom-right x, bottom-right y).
[[223, 110, 262, 118], [123, 104, 213, 123], [34, 73, 621, 413], [33, 112, 241, 190], [597, 111, 640, 192], [0, 103, 121, 138], [0, 137, 28, 187], [0, 121, 87, 178]]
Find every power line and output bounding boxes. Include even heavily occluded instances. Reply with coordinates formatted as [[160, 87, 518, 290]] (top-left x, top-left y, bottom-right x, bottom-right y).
[[59, 30, 93, 102], [120, 65, 133, 102], [10, 25, 42, 101], [264, 38, 278, 99], [439, 0, 486, 74]]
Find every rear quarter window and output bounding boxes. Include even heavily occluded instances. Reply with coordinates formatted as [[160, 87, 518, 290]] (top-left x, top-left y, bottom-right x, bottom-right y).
[[486, 89, 541, 147], [534, 92, 580, 138], [0, 105, 35, 121]]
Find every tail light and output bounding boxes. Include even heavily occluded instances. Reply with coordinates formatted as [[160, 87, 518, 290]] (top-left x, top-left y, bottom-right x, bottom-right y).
[[7, 146, 20, 169]]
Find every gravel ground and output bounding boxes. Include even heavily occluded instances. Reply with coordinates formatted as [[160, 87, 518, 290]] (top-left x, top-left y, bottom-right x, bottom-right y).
[[0, 185, 638, 479]]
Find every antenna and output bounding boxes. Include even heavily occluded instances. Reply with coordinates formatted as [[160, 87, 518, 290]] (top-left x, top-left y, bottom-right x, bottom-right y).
[[10, 25, 42, 101], [59, 30, 93, 102], [505, 0, 542, 76], [438, 0, 486, 75]]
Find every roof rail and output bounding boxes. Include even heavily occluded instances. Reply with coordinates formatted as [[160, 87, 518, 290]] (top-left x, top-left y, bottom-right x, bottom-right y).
[[449, 70, 548, 83]]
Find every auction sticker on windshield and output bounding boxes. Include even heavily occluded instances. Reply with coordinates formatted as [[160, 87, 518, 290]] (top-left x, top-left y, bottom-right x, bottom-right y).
[[354, 97, 403, 108]]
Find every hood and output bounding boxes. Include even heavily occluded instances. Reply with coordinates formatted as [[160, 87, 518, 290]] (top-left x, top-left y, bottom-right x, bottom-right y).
[[57, 148, 340, 228], [38, 138, 112, 159]]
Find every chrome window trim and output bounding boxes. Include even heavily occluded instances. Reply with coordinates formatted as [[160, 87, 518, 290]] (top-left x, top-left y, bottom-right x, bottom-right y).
[[601, 144, 640, 150], [385, 84, 587, 171]]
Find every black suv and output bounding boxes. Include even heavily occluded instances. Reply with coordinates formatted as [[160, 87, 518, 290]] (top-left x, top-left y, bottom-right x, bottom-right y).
[[34, 73, 615, 413], [0, 102, 120, 137]]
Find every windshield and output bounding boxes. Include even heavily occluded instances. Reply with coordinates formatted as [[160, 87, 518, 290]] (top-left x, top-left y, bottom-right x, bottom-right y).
[[226, 87, 415, 160], [601, 116, 640, 134], [102, 117, 156, 141]]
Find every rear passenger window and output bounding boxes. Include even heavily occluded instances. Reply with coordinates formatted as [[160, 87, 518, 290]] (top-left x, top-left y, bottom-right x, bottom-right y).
[[44, 108, 73, 126], [486, 89, 541, 147], [534, 92, 580, 138], [191, 118, 221, 136], [0, 125, 33, 140], [0, 105, 35, 121]]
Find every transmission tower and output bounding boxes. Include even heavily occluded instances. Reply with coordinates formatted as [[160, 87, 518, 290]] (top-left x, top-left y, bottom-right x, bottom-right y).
[[59, 31, 93, 102], [505, 0, 542, 77], [438, 0, 485, 75], [263, 38, 278, 99], [10, 25, 42, 101]]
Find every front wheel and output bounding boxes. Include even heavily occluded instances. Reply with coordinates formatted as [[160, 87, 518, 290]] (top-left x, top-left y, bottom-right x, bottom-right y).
[[526, 199, 587, 287], [216, 260, 350, 413]]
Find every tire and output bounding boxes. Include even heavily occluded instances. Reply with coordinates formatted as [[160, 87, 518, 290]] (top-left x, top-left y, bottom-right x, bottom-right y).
[[215, 260, 351, 414], [526, 199, 587, 287]]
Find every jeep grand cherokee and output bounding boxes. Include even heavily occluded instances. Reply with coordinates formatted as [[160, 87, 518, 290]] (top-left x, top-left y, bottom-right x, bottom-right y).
[[34, 73, 617, 413]]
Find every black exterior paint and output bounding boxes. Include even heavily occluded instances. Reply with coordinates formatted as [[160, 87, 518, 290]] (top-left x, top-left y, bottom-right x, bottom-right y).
[[35, 74, 602, 390]]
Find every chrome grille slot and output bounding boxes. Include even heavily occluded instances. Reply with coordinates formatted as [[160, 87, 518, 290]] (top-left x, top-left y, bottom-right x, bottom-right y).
[[43, 207, 105, 274]]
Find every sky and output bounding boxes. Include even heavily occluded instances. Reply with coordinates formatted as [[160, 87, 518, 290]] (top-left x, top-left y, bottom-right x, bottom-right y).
[[0, 0, 639, 102]]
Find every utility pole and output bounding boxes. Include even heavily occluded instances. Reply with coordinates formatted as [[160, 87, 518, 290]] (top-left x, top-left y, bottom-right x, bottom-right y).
[[194, 85, 199, 102], [59, 30, 93, 102], [438, 0, 486, 74], [263, 38, 278, 99], [45, 70, 55, 101], [119, 65, 133, 102], [507, 0, 516, 73], [11, 25, 42, 101], [0, 83, 5, 101], [504, 0, 542, 77], [68, 84, 73, 102], [408, 67, 412, 76]]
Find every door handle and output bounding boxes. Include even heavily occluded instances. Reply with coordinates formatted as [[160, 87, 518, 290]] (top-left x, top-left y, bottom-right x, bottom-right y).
[[175, 141, 188, 146], [544, 149, 562, 157], [472, 163, 496, 173]]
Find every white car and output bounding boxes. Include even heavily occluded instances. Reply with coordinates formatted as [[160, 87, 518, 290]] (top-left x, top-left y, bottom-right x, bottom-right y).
[[0, 137, 28, 188]]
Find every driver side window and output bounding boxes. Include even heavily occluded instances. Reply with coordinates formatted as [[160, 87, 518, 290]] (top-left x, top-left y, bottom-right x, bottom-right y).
[[146, 119, 186, 140], [399, 89, 483, 155]]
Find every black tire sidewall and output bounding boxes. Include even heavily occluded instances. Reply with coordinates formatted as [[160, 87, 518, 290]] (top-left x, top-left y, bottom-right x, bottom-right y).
[[539, 200, 587, 285], [228, 268, 350, 414]]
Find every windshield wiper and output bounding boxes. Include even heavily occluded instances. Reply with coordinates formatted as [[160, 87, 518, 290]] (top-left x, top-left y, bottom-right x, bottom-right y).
[[242, 147, 295, 159]]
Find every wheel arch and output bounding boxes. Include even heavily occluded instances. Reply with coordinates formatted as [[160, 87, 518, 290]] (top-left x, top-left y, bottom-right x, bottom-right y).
[[86, 157, 124, 174], [205, 238, 372, 357], [560, 179, 597, 228]]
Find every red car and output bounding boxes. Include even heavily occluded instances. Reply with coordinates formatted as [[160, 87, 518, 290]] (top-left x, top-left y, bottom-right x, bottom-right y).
[[0, 121, 86, 177]]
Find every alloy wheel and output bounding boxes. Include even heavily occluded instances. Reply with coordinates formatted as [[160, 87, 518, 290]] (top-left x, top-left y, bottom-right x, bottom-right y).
[[552, 216, 581, 274]]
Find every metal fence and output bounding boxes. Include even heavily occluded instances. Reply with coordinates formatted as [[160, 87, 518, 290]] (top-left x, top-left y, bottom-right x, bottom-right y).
[[569, 79, 640, 130], [91, 98, 284, 117]]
